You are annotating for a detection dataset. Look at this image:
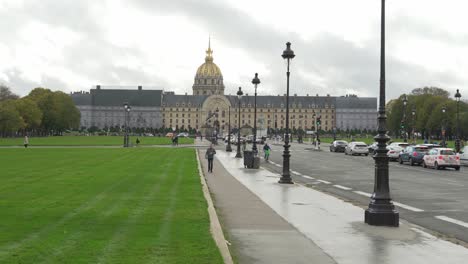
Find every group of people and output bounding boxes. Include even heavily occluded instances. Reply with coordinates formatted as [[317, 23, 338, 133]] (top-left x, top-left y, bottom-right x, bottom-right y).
[[205, 141, 272, 173]]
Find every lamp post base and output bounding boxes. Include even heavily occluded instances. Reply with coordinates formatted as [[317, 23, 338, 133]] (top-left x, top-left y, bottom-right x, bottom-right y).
[[235, 152, 242, 158], [278, 177, 294, 184], [226, 144, 232, 152], [365, 205, 399, 227]]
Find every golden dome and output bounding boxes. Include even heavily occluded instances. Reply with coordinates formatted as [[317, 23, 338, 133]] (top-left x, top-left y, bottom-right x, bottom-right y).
[[195, 41, 223, 78]]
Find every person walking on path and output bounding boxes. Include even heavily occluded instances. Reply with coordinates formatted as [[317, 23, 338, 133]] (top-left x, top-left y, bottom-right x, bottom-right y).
[[24, 135, 29, 148], [242, 139, 247, 152], [263, 143, 271, 161], [205, 144, 217, 173], [136, 137, 140, 146]]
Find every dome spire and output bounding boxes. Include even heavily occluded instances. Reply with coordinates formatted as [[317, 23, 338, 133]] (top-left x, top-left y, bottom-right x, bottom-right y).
[[205, 36, 213, 62]]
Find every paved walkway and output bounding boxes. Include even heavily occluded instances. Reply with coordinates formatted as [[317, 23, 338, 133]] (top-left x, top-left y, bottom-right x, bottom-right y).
[[197, 139, 468, 264]]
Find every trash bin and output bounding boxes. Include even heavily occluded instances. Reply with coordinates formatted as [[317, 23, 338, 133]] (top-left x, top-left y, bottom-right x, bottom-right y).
[[243, 150, 254, 168]]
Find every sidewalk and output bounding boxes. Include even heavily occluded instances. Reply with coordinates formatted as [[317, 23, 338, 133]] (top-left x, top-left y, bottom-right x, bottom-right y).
[[198, 146, 335, 264], [198, 141, 468, 263]]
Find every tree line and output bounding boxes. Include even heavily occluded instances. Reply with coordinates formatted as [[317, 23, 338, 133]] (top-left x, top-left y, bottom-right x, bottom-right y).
[[0, 85, 80, 137], [387, 87, 468, 141]]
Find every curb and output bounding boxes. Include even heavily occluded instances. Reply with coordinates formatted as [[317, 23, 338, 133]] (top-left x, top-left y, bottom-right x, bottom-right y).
[[195, 150, 234, 264]]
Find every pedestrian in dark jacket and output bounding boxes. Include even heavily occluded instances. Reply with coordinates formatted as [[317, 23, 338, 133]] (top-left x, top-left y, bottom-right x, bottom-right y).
[[205, 144, 217, 173]]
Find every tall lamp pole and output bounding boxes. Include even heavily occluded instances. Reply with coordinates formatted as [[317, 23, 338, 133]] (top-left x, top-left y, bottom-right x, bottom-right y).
[[252, 73, 260, 155], [235, 87, 243, 158], [402, 95, 407, 142], [455, 89, 462, 153], [226, 106, 232, 152], [123, 102, 131, 147], [441, 106, 446, 147], [279, 42, 295, 184], [411, 107, 416, 143], [365, 0, 399, 227]]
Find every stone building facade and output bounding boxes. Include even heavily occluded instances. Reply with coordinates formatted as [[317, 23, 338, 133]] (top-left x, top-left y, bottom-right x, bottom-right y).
[[71, 86, 162, 129], [71, 41, 377, 132]]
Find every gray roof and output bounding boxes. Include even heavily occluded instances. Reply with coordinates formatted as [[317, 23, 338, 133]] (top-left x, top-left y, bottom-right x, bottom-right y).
[[70, 93, 92, 105], [225, 95, 336, 108], [336, 97, 377, 109], [90, 88, 162, 107], [162, 94, 208, 107]]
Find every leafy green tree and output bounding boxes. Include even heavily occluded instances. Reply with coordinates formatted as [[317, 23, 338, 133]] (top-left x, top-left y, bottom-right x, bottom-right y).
[[14, 98, 42, 130], [411, 87, 449, 98], [26, 88, 80, 133], [0, 101, 25, 134], [0, 85, 19, 102]]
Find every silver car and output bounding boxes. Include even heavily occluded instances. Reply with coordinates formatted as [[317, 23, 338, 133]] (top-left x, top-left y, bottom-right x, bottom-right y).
[[345, 142, 369, 156]]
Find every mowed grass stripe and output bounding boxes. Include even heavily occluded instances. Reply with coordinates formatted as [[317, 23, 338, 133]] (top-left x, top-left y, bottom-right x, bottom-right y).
[[95, 155, 173, 263], [0, 148, 222, 264], [0, 150, 141, 257], [0, 149, 155, 262], [0, 136, 194, 146], [37, 150, 166, 264]]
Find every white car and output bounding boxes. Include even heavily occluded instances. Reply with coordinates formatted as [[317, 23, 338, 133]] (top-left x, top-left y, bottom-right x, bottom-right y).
[[387, 146, 403, 161], [345, 142, 369, 156], [459, 146, 468, 166], [423, 148, 460, 170], [388, 142, 409, 149]]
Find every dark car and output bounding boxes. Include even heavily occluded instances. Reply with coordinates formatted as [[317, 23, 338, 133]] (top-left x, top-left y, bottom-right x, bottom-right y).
[[330, 140, 348, 152], [398, 145, 429, 166], [368, 142, 378, 154]]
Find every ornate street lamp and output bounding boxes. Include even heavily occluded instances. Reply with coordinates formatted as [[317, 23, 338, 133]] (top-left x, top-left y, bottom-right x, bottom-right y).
[[279, 42, 295, 184], [411, 107, 416, 143], [365, 0, 399, 227], [226, 106, 232, 152], [123, 102, 130, 147], [274, 114, 278, 143], [455, 89, 462, 153], [235, 87, 243, 158], [252, 73, 260, 155], [402, 95, 408, 142], [441, 106, 447, 147]]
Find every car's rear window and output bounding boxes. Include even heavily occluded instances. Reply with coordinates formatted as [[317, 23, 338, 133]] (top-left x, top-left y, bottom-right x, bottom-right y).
[[356, 144, 367, 147], [414, 147, 428, 152], [337, 141, 347, 144], [440, 150, 455, 155]]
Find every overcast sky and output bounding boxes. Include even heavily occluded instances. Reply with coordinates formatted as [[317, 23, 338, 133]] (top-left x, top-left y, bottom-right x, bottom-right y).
[[1, 0, 467, 100]]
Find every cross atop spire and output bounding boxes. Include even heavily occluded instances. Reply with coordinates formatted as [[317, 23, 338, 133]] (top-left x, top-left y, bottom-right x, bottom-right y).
[[205, 36, 213, 62]]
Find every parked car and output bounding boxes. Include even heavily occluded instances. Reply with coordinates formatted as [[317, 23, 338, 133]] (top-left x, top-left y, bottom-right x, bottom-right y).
[[398, 145, 429, 166], [345, 141, 369, 156], [165, 132, 174, 137], [330, 140, 348, 152], [177, 132, 189, 137], [388, 142, 410, 149], [419, 144, 441, 150], [422, 148, 460, 170], [387, 146, 403, 161], [368, 142, 378, 154], [459, 146, 468, 166]]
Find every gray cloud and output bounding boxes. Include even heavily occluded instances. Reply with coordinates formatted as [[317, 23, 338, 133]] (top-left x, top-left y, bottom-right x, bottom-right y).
[[133, 0, 463, 100], [1, 0, 465, 100]]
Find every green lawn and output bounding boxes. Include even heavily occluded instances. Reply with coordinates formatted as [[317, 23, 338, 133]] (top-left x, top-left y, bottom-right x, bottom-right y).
[[0, 148, 222, 264], [0, 136, 194, 146]]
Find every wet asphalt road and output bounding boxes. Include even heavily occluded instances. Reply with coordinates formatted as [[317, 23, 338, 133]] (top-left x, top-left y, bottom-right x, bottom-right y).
[[260, 142, 468, 244]]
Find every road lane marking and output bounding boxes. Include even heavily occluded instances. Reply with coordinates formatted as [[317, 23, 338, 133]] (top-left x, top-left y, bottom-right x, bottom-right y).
[[274, 164, 282, 167], [302, 175, 315, 180], [291, 170, 300, 175], [393, 202, 424, 212], [317, 180, 331, 184], [353, 191, 372, 197], [435, 216, 468, 228], [333, 185, 352, 191]]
